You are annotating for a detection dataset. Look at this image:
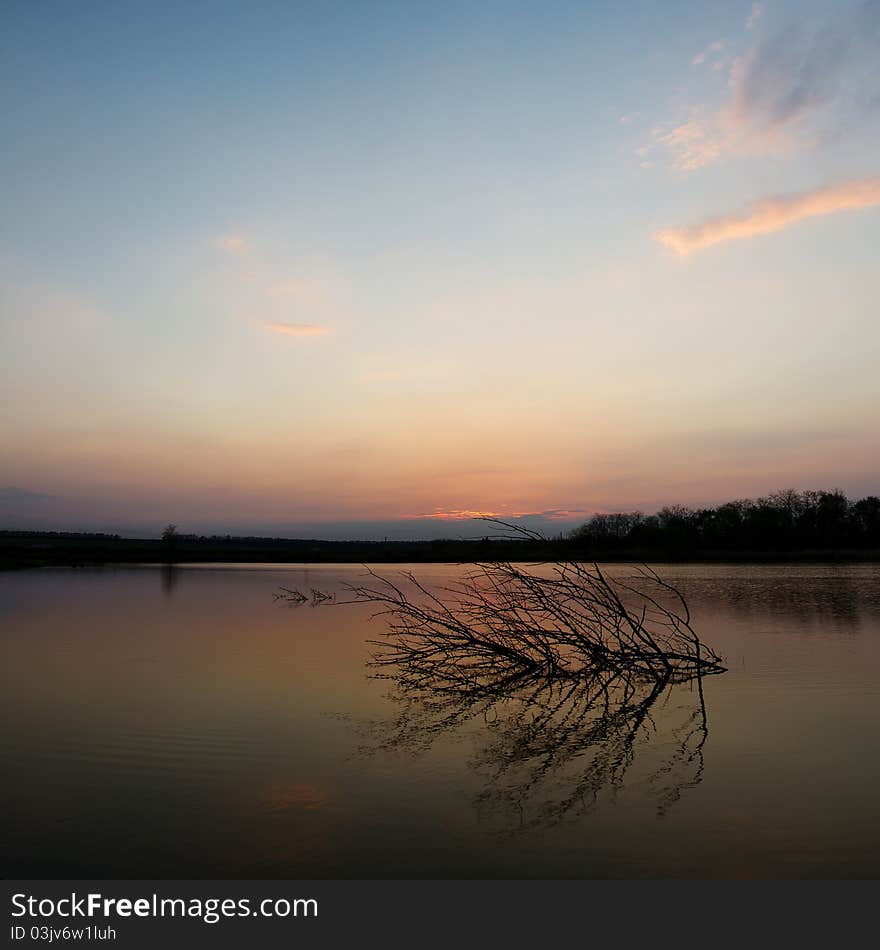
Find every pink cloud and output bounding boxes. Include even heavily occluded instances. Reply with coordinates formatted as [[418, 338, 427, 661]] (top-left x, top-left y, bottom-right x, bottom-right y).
[[214, 235, 247, 255], [651, 3, 880, 172], [654, 177, 880, 254]]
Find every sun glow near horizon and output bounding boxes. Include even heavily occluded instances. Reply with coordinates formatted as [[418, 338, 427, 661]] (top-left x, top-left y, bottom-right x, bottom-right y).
[[1, 0, 879, 535]]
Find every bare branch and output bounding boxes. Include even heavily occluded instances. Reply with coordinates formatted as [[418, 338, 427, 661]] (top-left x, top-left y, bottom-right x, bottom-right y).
[[278, 557, 726, 684]]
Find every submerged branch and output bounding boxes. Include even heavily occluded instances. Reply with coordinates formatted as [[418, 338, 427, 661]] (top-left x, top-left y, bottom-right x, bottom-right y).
[[276, 523, 725, 687], [274, 531, 725, 829]]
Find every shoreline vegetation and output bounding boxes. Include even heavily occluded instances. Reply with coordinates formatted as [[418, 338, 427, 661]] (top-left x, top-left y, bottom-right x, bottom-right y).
[[2, 489, 878, 569]]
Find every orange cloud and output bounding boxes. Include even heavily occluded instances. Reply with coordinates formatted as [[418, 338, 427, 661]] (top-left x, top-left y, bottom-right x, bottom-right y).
[[400, 507, 593, 523], [214, 235, 247, 255], [654, 178, 880, 255], [402, 508, 502, 521], [264, 322, 329, 337]]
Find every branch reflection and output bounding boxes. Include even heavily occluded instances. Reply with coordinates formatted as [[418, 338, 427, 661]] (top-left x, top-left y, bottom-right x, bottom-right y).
[[359, 660, 716, 832]]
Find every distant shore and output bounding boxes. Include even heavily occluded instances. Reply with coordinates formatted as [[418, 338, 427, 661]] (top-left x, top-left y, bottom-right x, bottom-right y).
[[2, 530, 879, 569]]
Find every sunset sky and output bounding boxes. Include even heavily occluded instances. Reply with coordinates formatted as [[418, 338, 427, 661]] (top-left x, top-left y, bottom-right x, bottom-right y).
[[2, 0, 879, 537]]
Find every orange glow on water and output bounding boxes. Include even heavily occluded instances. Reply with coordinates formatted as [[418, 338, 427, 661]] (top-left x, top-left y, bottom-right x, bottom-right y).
[[258, 781, 328, 814]]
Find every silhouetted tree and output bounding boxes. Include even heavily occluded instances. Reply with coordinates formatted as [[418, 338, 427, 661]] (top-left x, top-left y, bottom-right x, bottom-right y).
[[567, 489, 880, 554], [161, 523, 179, 562], [852, 496, 880, 541]]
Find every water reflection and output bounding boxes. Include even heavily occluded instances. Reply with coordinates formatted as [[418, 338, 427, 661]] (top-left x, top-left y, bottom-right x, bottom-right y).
[[355, 661, 714, 833], [3, 563, 879, 878], [160, 564, 179, 597], [677, 567, 880, 630], [316, 560, 725, 834]]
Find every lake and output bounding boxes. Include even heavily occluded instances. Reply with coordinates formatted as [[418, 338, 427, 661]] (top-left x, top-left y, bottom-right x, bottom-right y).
[[2, 562, 879, 879]]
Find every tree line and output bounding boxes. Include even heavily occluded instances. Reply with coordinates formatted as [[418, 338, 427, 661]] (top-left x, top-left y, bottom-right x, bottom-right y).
[[566, 489, 880, 553]]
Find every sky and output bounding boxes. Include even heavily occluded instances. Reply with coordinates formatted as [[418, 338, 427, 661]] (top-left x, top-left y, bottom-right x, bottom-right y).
[[2, 0, 879, 539]]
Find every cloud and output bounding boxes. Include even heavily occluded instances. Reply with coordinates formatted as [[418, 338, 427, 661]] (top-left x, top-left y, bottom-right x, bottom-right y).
[[654, 113, 724, 170], [401, 508, 502, 521], [0, 486, 52, 504], [651, 1, 880, 171], [746, 2, 764, 31], [692, 40, 725, 66], [726, 22, 851, 137], [400, 507, 593, 524], [529, 508, 593, 522], [654, 177, 880, 254], [227, 260, 336, 336], [214, 235, 247, 255], [264, 322, 329, 337]]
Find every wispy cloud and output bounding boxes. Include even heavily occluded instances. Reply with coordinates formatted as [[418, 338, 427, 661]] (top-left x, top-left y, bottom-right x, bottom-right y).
[[692, 39, 726, 67], [401, 508, 502, 521], [746, 2, 764, 31], [264, 322, 330, 337], [213, 235, 247, 255], [212, 237, 337, 333], [401, 507, 593, 523], [0, 486, 52, 504], [654, 113, 724, 171], [530, 508, 593, 522], [650, 1, 880, 171], [654, 177, 880, 254]]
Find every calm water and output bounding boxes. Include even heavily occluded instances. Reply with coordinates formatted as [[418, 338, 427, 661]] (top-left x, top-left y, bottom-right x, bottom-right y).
[[2, 563, 879, 879]]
